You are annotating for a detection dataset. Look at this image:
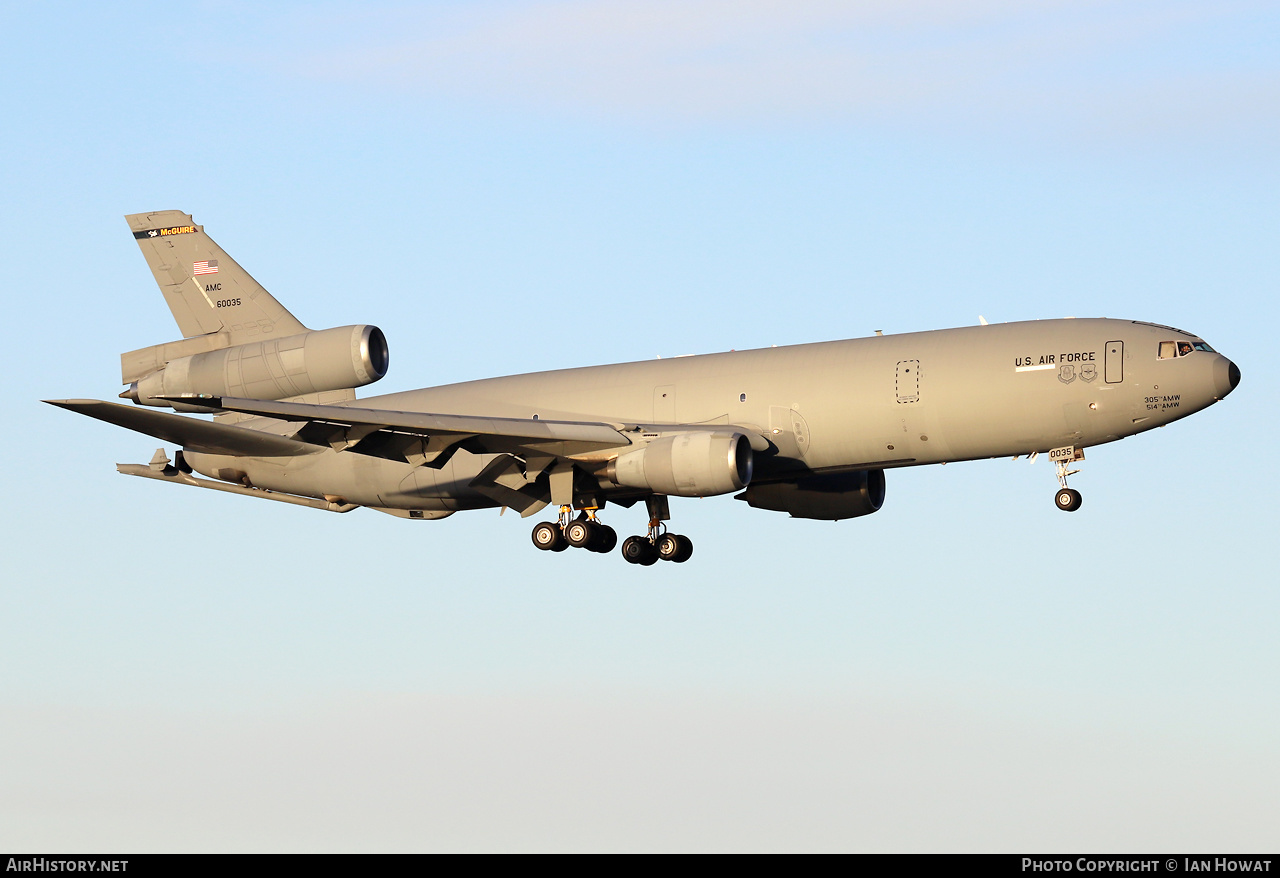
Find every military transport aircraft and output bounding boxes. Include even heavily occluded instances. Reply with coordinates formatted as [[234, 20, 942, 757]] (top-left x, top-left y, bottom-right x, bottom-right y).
[[48, 211, 1240, 565]]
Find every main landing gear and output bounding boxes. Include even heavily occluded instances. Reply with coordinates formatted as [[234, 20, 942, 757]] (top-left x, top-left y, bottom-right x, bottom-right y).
[[531, 506, 618, 554], [530, 495, 694, 565], [621, 494, 693, 566], [621, 530, 693, 566]]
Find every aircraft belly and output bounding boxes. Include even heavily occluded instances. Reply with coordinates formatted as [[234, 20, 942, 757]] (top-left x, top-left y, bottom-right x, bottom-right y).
[[184, 448, 493, 511], [397, 449, 504, 511]]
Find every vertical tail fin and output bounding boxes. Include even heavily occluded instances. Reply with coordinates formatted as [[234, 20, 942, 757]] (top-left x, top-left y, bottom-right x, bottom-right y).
[[126, 210, 308, 344], [124, 210, 356, 416]]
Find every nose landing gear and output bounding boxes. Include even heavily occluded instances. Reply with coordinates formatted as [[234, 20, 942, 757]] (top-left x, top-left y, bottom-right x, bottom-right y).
[[1050, 446, 1084, 512]]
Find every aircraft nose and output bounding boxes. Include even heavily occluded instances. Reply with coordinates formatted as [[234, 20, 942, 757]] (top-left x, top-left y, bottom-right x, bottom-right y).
[[1213, 356, 1240, 400]]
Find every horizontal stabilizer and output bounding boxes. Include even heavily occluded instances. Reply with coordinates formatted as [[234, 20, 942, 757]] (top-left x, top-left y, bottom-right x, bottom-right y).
[[45, 399, 321, 457]]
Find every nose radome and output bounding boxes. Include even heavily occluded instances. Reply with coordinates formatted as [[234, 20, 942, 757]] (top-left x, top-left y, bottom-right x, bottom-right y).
[[1213, 357, 1240, 400]]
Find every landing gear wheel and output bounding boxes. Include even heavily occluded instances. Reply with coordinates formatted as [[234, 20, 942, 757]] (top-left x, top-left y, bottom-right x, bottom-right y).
[[531, 521, 567, 551], [621, 536, 659, 566], [565, 519, 599, 549], [657, 533, 694, 563], [656, 533, 678, 561], [1055, 488, 1083, 512], [591, 525, 618, 554]]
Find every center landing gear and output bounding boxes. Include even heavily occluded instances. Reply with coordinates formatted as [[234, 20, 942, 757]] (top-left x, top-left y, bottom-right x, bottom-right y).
[[1051, 449, 1083, 512], [531, 506, 618, 554], [621, 495, 694, 565]]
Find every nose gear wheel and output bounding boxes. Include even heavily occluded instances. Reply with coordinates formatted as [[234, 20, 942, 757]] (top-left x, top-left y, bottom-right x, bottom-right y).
[[1055, 487, 1083, 512]]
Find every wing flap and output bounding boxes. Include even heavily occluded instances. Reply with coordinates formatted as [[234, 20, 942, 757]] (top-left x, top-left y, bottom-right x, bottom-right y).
[[45, 399, 321, 457]]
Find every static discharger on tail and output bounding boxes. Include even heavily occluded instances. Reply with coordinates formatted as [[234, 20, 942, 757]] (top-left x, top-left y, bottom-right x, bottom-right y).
[[47, 211, 1241, 565]]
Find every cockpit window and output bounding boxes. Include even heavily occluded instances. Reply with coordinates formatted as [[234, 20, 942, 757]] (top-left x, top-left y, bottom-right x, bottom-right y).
[[1159, 340, 1214, 359]]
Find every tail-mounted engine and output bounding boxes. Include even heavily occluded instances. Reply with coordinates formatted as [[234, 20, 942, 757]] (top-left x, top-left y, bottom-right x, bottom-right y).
[[121, 325, 389, 407]]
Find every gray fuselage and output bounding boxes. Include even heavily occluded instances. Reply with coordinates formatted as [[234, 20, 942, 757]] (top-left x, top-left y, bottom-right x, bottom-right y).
[[186, 317, 1238, 513]]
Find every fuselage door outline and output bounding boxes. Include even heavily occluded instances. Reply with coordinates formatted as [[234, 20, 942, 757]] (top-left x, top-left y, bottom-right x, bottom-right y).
[[896, 360, 920, 403], [1105, 341, 1124, 384]]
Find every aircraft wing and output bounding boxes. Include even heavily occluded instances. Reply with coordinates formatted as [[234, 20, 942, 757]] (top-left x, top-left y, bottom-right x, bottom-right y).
[[44, 399, 322, 457], [51, 395, 768, 520], [169, 395, 635, 465]]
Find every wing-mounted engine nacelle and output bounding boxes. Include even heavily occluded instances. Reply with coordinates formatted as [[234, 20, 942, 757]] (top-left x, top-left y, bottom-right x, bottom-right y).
[[739, 469, 885, 520], [607, 431, 753, 498], [122, 325, 389, 407]]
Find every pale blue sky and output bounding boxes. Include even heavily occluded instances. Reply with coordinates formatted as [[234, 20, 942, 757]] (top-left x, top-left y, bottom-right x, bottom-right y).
[[1, 0, 1277, 852]]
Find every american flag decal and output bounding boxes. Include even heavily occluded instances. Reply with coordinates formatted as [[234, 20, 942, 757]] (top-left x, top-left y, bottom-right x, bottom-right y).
[[193, 260, 219, 275]]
